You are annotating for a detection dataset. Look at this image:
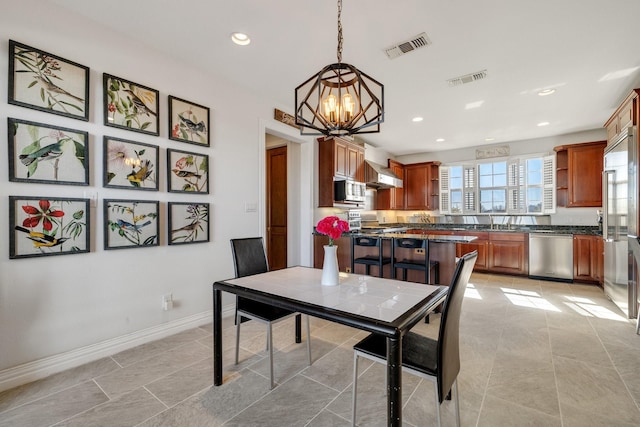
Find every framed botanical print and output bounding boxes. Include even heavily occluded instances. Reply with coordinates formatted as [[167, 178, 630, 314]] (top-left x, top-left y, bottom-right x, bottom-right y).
[[168, 96, 210, 147], [103, 136, 159, 191], [8, 118, 89, 186], [168, 202, 210, 245], [103, 73, 159, 136], [8, 40, 90, 121], [104, 199, 159, 250], [167, 148, 209, 194], [9, 196, 90, 259]]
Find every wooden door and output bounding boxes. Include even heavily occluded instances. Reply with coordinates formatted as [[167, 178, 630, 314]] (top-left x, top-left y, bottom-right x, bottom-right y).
[[266, 146, 287, 270]]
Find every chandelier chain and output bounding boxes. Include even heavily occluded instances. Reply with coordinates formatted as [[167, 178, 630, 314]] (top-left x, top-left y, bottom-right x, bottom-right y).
[[337, 0, 343, 63]]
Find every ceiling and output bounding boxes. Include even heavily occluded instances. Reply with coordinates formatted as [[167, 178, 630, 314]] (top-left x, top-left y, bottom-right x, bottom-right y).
[[50, 0, 640, 156]]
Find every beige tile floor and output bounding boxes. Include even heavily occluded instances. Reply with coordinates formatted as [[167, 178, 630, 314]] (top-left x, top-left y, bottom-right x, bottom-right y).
[[1, 272, 640, 426]]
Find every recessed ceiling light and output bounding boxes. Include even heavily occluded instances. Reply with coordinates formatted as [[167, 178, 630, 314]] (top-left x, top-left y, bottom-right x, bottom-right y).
[[231, 32, 251, 46], [537, 121, 550, 127], [485, 137, 495, 142], [538, 89, 555, 96], [436, 138, 445, 142], [465, 100, 484, 109], [412, 117, 424, 122]]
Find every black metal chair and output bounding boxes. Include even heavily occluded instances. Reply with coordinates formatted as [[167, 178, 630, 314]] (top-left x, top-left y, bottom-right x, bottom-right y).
[[392, 237, 439, 284], [351, 236, 391, 277], [351, 250, 478, 427], [230, 237, 312, 389]]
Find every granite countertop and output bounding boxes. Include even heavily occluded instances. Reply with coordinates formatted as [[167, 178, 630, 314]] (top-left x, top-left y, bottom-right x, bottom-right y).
[[379, 223, 602, 236], [314, 224, 602, 238], [353, 232, 477, 243]]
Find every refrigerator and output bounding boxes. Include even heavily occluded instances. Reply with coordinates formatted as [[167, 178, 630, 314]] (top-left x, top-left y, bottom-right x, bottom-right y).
[[603, 126, 638, 318]]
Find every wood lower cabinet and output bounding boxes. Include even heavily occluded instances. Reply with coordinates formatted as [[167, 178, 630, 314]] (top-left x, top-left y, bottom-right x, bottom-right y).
[[573, 234, 603, 284], [488, 232, 527, 275], [456, 232, 489, 272]]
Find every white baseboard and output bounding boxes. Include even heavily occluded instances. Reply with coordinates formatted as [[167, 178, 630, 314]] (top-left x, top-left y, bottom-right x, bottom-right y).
[[0, 307, 234, 393]]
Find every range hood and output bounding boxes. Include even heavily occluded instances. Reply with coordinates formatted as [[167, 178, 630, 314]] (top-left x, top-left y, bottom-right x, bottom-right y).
[[364, 160, 403, 188]]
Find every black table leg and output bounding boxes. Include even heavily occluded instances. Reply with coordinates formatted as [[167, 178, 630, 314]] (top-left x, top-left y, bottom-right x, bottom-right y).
[[213, 287, 223, 386], [295, 313, 302, 343], [387, 336, 402, 427]]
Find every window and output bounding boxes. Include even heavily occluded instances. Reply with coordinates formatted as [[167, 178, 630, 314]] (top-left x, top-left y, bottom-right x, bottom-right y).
[[478, 162, 507, 213], [439, 154, 555, 215]]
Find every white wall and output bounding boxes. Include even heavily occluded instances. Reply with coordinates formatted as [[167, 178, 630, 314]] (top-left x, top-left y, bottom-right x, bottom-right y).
[[0, 0, 314, 386]]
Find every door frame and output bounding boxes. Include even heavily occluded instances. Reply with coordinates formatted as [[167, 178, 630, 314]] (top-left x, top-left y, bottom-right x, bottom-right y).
[[258, 119, 314, 268]]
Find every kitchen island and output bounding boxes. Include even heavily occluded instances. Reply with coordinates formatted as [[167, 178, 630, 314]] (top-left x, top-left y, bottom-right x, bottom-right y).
[[314, 223, 603, 284], [314, 231, 476, 285]]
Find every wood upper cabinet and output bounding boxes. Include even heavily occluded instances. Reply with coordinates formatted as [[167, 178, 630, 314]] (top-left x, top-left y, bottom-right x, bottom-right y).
[[317, 137, 365, 207], [573, 234, 603, 284], [377, 159, 405, 210], [554, 141, 606, 208], [333, 137, 364, 181], [404, 161, 440, 210], [604, 90, 638, 146], [487, 232, 527, 275]]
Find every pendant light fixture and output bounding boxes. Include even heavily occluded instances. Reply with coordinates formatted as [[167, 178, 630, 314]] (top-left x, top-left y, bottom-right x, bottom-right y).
[[294, 0, 384, 136]]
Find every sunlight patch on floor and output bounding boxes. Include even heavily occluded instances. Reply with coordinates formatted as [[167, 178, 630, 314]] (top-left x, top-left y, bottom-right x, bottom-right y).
[[464, 283, 482, 300], [563, 296, 627, 321], [501, 287, 561, 311]]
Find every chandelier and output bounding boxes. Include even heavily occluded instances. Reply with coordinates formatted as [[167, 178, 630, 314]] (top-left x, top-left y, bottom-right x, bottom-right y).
[[294, 0, 384, 136]]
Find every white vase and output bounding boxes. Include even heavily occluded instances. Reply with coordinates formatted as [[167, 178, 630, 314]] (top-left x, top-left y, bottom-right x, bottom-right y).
[[321, 245, 340, 286]]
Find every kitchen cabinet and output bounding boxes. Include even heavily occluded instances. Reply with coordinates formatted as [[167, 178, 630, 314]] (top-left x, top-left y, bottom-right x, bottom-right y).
[[376, 159, 405, 210], [554, 141, 606, 208], [488, 232, 527, 275], [317, 137, 365, 207], [455, 231, 489, 272], [573, 234, 603, 284], [604, 90, 638, 146], [331, 137, 364, 181], [404, 161, 440, 210]]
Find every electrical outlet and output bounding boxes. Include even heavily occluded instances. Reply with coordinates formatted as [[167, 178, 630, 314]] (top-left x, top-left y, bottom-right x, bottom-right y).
[[162, 293, 173, 311], [345, 267, 352, 273]]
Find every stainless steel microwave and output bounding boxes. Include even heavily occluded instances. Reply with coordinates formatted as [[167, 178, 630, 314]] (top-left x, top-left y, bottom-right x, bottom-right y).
[[334, 179, 366, 203]]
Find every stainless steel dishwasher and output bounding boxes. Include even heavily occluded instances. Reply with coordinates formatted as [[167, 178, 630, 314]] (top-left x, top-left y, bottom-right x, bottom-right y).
[[528, 232, 574, 281]]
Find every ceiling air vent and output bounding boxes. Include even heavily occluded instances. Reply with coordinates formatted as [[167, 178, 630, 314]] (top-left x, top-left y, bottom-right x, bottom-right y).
[[447, 69, 488, 86], [384, 32, 431, 59]]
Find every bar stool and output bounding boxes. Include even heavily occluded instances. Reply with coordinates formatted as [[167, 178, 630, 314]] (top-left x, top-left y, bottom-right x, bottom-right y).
[[392, 237, 439, 285], [351, 236, 391, 277]]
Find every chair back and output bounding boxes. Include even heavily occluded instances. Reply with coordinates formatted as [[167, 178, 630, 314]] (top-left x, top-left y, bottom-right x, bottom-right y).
[[394, 237, 426, 249], [436, 250, 477, 403], [353, 236, 382, 247], [230, 237, 269, 278]]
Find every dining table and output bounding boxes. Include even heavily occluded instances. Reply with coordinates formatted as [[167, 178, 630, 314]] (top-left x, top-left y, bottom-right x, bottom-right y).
[[212, 266, 449, 426]]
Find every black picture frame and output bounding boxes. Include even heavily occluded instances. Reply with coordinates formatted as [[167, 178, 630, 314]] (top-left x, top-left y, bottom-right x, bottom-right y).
[[8, 40, 90, 121], [104, 199, 159, 250], [8, 118, 90, 186], [9, 196, 90, 259], [167, 148, 209, 194], [103, 73, 159, 136], [168, 96, 210, 147], [168, 202, 210, 245], [103, 136, 159, 191]]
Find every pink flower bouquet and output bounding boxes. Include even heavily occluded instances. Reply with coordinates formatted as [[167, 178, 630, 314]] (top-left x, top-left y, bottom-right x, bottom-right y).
[[316, 215, 350, 246]]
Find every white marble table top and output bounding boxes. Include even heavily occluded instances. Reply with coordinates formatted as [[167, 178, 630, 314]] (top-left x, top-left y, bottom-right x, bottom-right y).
[[223, 266, 443, 323]]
